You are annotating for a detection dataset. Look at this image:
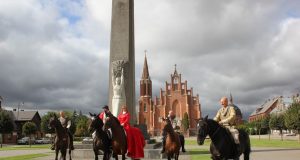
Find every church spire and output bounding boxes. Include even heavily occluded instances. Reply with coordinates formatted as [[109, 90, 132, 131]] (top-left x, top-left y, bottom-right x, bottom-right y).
[[174, 64, 178, 76], [142, 50, 150, 79], [229, 92, 233, 105]]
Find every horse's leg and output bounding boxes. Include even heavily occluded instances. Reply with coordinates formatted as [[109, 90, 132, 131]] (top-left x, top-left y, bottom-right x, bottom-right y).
[[113, 153, 118, 160], [167, 155, 171, 160], [61, 149, 67, 160], [69, 148, 72, 160], [94, 148, 99, 160], [122, 153, 125, 160], [55, 149, 59, 160], [175, 152, 179, 160]]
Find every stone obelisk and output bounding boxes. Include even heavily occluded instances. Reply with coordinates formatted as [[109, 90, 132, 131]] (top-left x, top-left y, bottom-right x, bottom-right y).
[[109, 0, 136, 123]]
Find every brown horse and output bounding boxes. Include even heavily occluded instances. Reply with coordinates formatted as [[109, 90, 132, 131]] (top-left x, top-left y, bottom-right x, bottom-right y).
[[162, 117, 181, 160], [88, 113, 112, 160], [49, 115, 72, 160], [104, 113, 127, 160]]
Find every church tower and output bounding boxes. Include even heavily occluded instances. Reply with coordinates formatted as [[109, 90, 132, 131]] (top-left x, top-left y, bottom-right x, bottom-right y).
[[138, 52, 153, 127]]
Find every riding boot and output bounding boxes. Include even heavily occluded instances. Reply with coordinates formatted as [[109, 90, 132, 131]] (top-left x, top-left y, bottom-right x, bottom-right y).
[[236, 144, 240, 154], [161, 135, 166, 153], [51, 136, 55, 150], [68, 131, 74, 150], [179, 134, 186, 152]]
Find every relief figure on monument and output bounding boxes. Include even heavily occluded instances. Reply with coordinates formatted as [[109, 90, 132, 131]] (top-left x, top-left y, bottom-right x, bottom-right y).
[[112, 61, 126, 117]]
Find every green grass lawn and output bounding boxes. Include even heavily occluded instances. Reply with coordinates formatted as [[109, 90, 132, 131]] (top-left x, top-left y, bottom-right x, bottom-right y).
[[187, 138, 300, 160], [0, 153, 49, 160], [185, 139, 211, 146], [186, 138, 300, 148], [189, 149, 211, 160], [250, 138, 300, 148], [0, 144, 50, 151]]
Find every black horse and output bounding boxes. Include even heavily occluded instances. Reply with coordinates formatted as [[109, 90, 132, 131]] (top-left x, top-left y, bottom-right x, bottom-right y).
[[104, 113, 127, 160], [88, 113, 112, 160], [49, 115, 72, 160], [196, 116, 251, 160]]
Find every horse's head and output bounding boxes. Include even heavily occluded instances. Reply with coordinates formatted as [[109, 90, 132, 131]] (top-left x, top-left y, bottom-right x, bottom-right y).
[[161, 117, 173, 133], [89, 112, 104, 133], [103, 112, 120, 130], [196, 115, 209, 145], [48, 114, 59, 129]]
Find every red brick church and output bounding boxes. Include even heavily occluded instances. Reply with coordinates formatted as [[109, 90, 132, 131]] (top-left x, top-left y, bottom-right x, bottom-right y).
[[138, 55, 202, 136]]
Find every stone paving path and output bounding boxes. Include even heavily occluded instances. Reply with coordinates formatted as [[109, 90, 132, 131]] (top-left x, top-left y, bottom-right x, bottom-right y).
[[34, 147, 300, 160], [1, 144, 300, 160], [0, 149, 51, 158]]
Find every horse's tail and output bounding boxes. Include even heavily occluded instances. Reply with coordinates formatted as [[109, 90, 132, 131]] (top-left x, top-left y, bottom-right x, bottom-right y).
[[243, 130, 251, 160]]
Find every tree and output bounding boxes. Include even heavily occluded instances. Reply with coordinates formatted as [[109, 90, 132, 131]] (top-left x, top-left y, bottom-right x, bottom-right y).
[[284, 103, 300, 143], [0, 110, 14, 148], [254, 119, 262, 140], [41, 112, 57, 134], [22, 122, 37, 147], [75, 116, 90, 137], [269, 114, 286, 141], [182, 112, 189, 132], [261, 116, 271, 140]]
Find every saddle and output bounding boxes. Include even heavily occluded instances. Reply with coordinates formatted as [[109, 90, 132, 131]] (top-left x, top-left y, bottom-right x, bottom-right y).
[[224, 127, 240, 156]]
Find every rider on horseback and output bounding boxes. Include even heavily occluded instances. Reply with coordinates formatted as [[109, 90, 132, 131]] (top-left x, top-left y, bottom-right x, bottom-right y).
[[51, 111, 74, 150], [161, 110, 186, 153], [214, 97, 239, 146], [94, 105, 112, 140]]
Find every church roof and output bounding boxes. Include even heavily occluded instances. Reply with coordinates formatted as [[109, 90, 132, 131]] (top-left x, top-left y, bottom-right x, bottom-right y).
[[250, 98, 279, 116], [11, 110, 40, 121], [142, 52, 150, 79]]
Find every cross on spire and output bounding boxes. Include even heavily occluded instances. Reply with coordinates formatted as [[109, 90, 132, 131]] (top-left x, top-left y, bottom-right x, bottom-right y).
[[174, 64, 178, 76]]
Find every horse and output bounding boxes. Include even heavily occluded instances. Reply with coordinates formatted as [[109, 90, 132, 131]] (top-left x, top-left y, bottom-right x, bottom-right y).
[[88, 113, 112, 160], [104, 113, 127, 160], [196, 115, 251, 160], [48, 114, 72, 160], [162, 117, 181, 160]]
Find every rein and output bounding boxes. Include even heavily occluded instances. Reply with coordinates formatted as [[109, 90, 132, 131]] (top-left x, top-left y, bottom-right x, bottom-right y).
[[210, 125, 221, 139]]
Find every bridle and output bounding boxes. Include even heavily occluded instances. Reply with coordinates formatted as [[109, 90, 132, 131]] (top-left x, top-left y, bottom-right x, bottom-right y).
[[198, 120, 221, 139]]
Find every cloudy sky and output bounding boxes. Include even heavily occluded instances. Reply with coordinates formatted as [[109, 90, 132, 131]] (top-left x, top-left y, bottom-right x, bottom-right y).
[[0, 0, 300, 118]]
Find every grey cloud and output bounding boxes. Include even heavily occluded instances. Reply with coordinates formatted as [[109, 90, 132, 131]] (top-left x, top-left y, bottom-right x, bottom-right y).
[[1, 0, 300, 119]]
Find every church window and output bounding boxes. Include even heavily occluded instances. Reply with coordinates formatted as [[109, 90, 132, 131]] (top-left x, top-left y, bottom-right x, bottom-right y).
[[174, 77, 178, 84], [144, 103, 147, 112]]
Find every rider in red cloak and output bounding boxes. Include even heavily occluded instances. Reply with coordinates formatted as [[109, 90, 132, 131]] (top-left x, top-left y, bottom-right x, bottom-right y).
[[118, 105, 145, 159]]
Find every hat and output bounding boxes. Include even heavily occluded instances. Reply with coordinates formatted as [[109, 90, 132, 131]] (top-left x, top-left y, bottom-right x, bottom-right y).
[[102, 105, 109, 110]]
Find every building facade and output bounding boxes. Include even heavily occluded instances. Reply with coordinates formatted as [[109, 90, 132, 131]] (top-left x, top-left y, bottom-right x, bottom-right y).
[[2, 109, 41, 144], [138, 55, 202, 136], [249, 94, 300, 122]]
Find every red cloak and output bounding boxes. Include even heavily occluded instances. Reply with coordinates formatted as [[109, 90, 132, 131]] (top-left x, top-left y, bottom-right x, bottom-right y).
[[118, 112, 145, 159]]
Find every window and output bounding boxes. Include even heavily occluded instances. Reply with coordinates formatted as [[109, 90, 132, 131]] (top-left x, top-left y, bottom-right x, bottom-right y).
[[144, 118, 147, 124], [144, 103, 147, 112]]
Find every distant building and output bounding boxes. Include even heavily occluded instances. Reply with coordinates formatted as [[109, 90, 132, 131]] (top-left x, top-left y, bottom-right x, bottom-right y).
[[249, 94, 299, 122], [3, 109, 41, 144], [138, 55, 202, 136]]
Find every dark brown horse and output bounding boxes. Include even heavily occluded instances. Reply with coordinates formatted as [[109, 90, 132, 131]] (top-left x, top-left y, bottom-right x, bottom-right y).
[[49, 115, 72, 160], [88, 113, 112, 160], [162, 117, 181, 160], [104, 113, 127, 160], [196, 116, 251, 160]]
